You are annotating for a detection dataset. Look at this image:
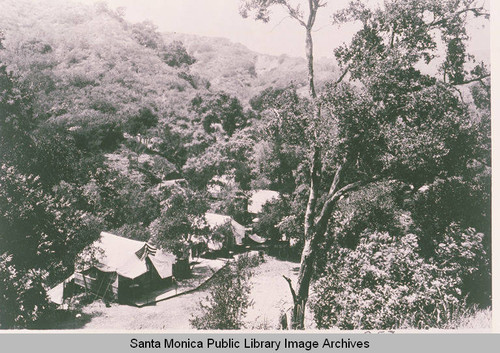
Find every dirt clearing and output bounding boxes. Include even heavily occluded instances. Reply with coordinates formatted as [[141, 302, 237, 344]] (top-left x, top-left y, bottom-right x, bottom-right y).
[[57, 255, 303, 330]]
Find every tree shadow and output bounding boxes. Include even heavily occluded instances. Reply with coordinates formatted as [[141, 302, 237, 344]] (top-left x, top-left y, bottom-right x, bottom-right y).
[[37, 309, 103, 330]]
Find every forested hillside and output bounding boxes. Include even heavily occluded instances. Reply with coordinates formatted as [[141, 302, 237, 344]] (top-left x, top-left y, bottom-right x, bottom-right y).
[[165, 32, 339, 102], [0, 0, 491, 330], [0, 0, 317, 327]]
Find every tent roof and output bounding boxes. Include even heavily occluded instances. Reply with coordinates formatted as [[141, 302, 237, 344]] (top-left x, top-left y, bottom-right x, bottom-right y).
[[159, 179, 187, 188], [82, 232, 174, 279], [248, 233, 266, 244], [47, 274, 74, 305], [248, 190, 280, 214], [205, 213, 245, 246], [150, 250, 176, 279]]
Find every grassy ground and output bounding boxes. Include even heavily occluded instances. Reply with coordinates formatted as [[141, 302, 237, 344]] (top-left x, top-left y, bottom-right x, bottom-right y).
[[442, 306, 492, 331]]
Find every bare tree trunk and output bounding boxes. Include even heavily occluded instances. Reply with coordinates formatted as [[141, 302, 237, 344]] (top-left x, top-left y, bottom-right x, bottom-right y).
[[291, 146, 320, 329], [288, 1, 361, 329], [305, 26, 316, 100], [289, 1, 322, 330], [240, 0, 381, 330]]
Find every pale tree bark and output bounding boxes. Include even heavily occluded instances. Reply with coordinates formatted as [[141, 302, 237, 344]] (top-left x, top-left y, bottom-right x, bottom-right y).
[[290, 0, 324, 330], [285, 0, 377, 329], [241, 0, 356, 330]]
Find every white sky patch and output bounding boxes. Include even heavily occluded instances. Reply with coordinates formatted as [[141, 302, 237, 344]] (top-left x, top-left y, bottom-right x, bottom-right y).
[[77, 0, 489, 63]]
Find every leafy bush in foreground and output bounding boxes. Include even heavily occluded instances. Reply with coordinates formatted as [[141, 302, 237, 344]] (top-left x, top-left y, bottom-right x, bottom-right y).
[[0, 254, 49, 329], [311, 228, 487, 330], [190, 254, 262, 329]]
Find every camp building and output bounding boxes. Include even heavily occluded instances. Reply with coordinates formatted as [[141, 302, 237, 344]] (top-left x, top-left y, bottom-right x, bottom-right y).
[[73, 232, 176, 303], [248, 189, 280, 217]]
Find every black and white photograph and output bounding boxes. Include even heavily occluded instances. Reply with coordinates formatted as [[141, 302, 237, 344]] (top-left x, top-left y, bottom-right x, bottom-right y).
[[0, 0, 492, 332]]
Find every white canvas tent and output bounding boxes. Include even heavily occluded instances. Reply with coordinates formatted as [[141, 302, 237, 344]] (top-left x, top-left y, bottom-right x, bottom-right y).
[[72, 232, 175, 302], [248, 233, 266, 244], [248, 189, 280, 214], [47, 274, 74, 305], [204, 213, 246, 251]]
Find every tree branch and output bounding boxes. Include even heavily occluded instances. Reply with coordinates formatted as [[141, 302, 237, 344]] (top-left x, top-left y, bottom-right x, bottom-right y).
[[449, 85, 465, 104], [313, 175, 385, 239], [428, 7, 489, 27], [326, 164, 343, 198], [334, 66, 350, 86], [283, 275, 297, 303], [307, 0, 319, 29], [304, 145, 322, 237], [281, 1, 306, 27], [451, 74, 490, 86]]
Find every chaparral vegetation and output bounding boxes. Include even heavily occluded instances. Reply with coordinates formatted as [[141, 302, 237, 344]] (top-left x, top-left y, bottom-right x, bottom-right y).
[[0, 0, 490, 330]]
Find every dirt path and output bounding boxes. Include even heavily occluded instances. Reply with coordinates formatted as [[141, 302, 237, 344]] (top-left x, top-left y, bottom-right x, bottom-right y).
[[77, 290, 207, 330], [62, 255, 306, 331], [243, 255, 316, 329]]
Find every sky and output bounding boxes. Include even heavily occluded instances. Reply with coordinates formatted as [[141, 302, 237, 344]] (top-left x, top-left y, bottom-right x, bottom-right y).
[[78, 0, 491, 62]]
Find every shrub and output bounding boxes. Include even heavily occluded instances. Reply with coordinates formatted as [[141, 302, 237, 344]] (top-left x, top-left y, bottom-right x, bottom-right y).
[[253, 198, 291, 242], [190, 254, 260, 329], [311, 228, 486, 330], [162, 41, 196, 67], [0, 254, 50, 329]]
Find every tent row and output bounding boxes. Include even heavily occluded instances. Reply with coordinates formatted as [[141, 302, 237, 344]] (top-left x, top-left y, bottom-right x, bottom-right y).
[[49, 211, 267, 305]]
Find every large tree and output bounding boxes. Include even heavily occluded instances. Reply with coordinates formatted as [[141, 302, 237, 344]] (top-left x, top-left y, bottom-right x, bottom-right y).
[[240, 0, 489, 329], [0, 63, 102, 328]]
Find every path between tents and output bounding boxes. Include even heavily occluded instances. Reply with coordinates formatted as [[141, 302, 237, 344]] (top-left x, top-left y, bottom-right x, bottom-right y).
[[64, 255, 305, 330]]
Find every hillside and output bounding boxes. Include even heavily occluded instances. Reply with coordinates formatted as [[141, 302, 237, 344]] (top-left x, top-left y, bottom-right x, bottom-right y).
[[0, 0, 338, 122], [164, 32, 339, 102], [0, 0, 204, 128], [0, 0, 490, 332]]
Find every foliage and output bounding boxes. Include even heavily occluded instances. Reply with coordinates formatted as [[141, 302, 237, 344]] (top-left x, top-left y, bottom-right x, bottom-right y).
[[77, 168, 129, 229], [0, 64, 37, 170], [155, 124, 189, 170], [190, 254, 261, 329], [162, 40, 196, 67], [71, 121, 124, 153], [253, 197, 291, 242], [250, 87, 308, 193], [0, 165, 101, 279], [440, 305, 491, 330], [411, 176, 490, 256], [125, 108, 158, 136], [183, 130, 254, 189], [312, 229, 486, 330], [333, 0, 489, 85], [322, 181, 408, 253], [0, 254, 50, 329], [0, 59, 102, 328], [0, 0, 200, 139], [190, 92, 247, 136], [149, 186, 209, 257], [211, 221, 238, 251], [130, 21, 163, 50], [0, 166, 101, 329], [318, 80, 480, 190], [211, 186, 251, 225], [470, 79, 490, 111], [0, 0, 490, 330], [111, 223, 152, 242]]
